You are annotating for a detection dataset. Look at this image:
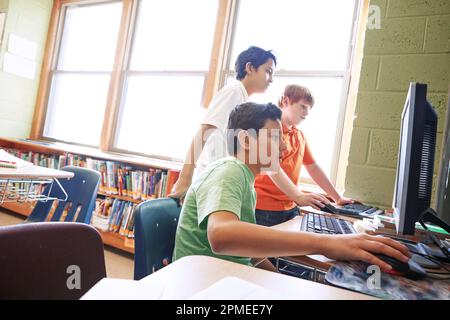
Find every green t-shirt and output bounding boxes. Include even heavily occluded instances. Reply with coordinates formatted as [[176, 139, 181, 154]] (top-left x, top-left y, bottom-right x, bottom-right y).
[[173, 157, 256, 266]]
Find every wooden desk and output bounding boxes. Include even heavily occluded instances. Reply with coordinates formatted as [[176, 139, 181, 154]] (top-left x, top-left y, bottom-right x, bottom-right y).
[[0, 165, 74, 206], [82, 255, 375, 300]]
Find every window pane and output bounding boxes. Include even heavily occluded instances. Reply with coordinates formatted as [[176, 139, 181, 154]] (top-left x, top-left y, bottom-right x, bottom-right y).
[[44, 73, 111, 146], [116, 75, 205, 159], [227, 76, 344, 179], [230, 0, 356, 71], [129, 0, 218, 71], [57, 2, 122, 71]]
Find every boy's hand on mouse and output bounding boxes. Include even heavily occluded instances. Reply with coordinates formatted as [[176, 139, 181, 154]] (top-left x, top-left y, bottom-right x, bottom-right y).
[[321, 234, 411, 272], [295, 192, 329, 210]]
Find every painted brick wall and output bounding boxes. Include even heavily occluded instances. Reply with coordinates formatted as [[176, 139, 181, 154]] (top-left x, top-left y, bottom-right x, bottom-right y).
[[0, 0, 52, 138], [345, 0, 450, 208]]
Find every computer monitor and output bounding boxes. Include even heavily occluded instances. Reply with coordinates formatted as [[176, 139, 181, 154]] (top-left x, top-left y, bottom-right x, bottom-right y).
[[392, 83, 438, 235], [435, 88, 450, 225]]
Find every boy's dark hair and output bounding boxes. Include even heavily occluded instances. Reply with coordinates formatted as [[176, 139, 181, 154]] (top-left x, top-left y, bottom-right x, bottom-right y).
[[227, 102, 282, 155], [235, 46, 277, 80]]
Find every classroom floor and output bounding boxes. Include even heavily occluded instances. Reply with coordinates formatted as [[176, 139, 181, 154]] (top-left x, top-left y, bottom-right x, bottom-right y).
[[0, 209, 134, 280]]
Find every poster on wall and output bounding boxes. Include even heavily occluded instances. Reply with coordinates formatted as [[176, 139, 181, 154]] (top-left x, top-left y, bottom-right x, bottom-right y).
[[8, 34, 38, 61], [3, 52, 36, 79], [2, 33, 38, 80]]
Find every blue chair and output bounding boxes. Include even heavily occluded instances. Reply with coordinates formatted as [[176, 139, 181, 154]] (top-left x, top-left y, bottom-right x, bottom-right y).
[[133, 198, 181, 280], [26, 166, 100, 224]]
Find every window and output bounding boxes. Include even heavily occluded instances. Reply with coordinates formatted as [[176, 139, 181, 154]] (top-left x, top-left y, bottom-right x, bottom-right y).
[[43, 1, 123, 146], [36, 0, 363, 177], [225, 0, 358, 184], [114, 0, 218, 160]]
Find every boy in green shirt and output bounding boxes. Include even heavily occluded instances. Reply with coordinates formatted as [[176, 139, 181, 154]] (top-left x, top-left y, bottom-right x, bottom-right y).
[[173, 102, 410, 272]]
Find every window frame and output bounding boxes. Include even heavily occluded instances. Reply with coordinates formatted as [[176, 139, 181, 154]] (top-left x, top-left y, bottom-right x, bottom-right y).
[[221, 0, 361, 186], [31, 0, 133, 148], [110, 0, 218, 161], [31, 0, 370, 190], [32, 0, 228, 154]]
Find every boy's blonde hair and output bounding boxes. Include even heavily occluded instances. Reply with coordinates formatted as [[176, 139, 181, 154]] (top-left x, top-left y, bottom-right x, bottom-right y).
[[278, 85, 314, 107]]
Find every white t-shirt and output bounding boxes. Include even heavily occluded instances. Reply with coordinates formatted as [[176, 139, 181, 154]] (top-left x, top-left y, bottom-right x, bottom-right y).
[[195, 80, 249, 177]]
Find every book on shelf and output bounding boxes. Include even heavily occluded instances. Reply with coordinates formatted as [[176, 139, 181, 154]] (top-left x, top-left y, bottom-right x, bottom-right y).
[[165, 170, 180, 197], [90, 197, 138, 239]]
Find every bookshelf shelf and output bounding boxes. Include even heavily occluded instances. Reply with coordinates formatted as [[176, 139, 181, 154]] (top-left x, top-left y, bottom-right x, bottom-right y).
[[0, 138, 182, 171], [1, 201, 33, 216], [97, 191, 147, 204], [98, 230, 134, 254], [0, 137, 181, 255]]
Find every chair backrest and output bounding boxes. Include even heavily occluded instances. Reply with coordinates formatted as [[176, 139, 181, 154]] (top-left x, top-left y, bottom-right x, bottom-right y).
[[133, 198, 181, 280], [0, 222, 106, 299], [27, 166, 100, 224]]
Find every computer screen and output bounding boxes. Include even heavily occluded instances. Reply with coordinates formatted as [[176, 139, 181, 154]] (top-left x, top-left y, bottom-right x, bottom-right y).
[[392, 83, 438, 235]]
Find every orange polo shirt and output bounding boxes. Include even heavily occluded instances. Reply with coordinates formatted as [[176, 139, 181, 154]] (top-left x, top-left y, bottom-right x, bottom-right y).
[[254, 124, 315, 211]]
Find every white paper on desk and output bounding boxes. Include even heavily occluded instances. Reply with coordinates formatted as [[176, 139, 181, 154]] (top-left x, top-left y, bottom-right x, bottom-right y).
[[0, 149, 33, 168], [80, 278, 166, 300], [190, 276, 285, 300], [8, 34, 38, 60], [3, 52, 36, 79]]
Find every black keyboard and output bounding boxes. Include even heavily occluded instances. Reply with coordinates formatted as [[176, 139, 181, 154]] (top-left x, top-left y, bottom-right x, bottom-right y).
[[300, 213, 356, 235], [321, 203, 384, 218]]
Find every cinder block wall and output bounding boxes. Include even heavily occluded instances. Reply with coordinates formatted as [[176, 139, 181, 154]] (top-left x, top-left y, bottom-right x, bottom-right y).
[[0, 1, 8, 13], [0, 0, 52, 138], [345, 0, 450, 208]]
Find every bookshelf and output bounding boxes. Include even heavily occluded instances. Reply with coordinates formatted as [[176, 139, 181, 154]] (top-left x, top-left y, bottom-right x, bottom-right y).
[[0, 137, 182, 254]]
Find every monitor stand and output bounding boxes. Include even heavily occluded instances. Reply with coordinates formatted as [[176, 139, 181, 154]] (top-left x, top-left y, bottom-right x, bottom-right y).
[[420, 208, 450, 234], [419, 208, 450, 261]]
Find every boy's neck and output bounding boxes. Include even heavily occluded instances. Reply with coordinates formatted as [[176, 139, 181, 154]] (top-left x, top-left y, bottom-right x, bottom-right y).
[[281, 113, 296, 128], [235, 152, 259, 178], [240, 78, 256, 97], [281, 114, 290, 127]]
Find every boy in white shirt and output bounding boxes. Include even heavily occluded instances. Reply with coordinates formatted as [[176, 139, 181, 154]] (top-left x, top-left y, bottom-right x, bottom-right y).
[[170, 46, 276, 197]]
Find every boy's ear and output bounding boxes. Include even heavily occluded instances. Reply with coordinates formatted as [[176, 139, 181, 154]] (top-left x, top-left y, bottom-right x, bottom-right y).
[[244, 62, 255, 75], [280, 96, 290, 107], [237, 130, 250, 151]]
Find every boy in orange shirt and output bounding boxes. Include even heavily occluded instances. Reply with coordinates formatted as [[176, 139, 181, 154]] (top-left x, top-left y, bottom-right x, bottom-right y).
[[255, 85, 354, 226]]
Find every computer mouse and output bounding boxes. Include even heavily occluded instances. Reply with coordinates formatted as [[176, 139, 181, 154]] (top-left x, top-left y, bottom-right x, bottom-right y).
[[320, 203, 338, 214], [374, 254, 427, 280]]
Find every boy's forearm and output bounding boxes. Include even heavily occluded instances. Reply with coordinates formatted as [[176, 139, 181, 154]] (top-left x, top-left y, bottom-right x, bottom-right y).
[[179, 124, 216, 180], [179, 163, 195, 181], [306, 163, 340, 201], [209, 217, 328, 258], [268, 169, 302, 200]]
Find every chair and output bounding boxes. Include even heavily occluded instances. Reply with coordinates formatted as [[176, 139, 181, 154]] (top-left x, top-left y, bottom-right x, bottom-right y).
[[26, 166, 100, 224], [133, 198, 181, 280], [0, 222, 106, 299]]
